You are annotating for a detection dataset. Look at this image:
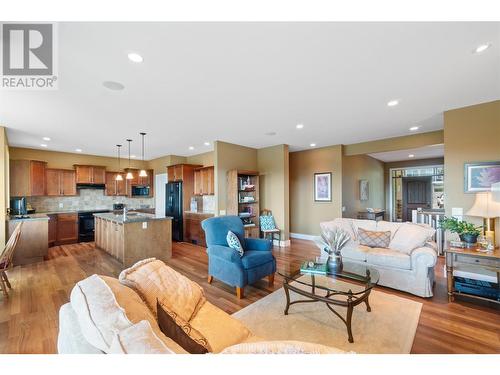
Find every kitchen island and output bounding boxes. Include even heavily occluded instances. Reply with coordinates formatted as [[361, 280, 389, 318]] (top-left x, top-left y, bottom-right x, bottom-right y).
[[94, 212, 172, 267], [7, 214, 49, 265]]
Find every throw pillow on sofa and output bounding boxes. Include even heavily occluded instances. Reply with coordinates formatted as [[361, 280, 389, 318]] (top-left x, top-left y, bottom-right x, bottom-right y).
[[227, 230, 244, 256], [389, 223, 436, 254], [357, 228, 391, 248]]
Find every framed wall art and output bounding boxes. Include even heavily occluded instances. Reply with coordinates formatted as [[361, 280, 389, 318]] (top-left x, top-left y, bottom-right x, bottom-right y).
[[314, 172, 332, 202], [464, 161, 500, 193]]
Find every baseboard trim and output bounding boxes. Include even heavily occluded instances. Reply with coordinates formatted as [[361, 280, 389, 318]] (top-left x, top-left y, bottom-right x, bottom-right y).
[[290, 233, 316, 241]]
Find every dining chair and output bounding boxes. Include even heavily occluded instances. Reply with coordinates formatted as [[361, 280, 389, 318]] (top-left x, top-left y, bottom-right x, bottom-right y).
[[0, 222, 23, 298]]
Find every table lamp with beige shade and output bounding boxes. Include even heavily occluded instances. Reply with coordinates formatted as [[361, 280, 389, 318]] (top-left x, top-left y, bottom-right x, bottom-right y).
[[466, 182, 500, 247]]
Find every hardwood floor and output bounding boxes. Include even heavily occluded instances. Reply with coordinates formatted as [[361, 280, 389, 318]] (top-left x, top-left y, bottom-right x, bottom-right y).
[[0, 239, 498, 354]]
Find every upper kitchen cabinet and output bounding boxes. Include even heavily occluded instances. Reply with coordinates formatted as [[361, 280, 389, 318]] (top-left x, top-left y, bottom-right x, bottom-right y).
[[105, 172, 127, 196], [46, 169, 77, 196], [193, 166, 214, 195], [10, 160, 47, 197], [74, 165, 106, 184], [167, 164, 202, 183]]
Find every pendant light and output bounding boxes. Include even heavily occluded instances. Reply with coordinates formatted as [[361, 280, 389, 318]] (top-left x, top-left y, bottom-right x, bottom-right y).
[[139, 132, 148, 177], [115, 144, 123, 181], [126, 139, 134, 180]]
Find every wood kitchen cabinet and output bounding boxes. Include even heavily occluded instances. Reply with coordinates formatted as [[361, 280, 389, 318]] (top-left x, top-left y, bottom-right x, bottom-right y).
[[183, 212, 213, 247], [10, 160, 47, 196], [46, 168, 76, 196], [193, 166, 214, 195], [74, 165, 106, 184], [105, 172, 127, 196], [56, 213, 78, 244]]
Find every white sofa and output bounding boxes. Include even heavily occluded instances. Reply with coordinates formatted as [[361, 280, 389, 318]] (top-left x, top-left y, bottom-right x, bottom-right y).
[[58, 260, 347, 354], [320, 219, 438, 298]]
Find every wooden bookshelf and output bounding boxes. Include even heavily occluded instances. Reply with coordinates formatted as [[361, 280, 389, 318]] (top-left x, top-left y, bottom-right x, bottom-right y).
[[227, 169, 260, 238]]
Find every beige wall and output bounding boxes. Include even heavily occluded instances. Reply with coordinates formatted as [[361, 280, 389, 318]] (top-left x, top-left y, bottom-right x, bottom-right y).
[[344, 130, 444, 156], [9, 147, 148, 171], [289, 145, 343, 235], [214, 141, 258, 214], [186, 152, 214, 167], [0, 127, 9, 246], [257, 145, 290, 240], [147, 152, 214, 176], [342, 154, 385, 219], [444, 100, 500, 244]]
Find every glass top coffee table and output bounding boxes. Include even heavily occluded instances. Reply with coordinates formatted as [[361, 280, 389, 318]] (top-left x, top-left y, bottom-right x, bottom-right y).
[[278, 260, 379, 343]]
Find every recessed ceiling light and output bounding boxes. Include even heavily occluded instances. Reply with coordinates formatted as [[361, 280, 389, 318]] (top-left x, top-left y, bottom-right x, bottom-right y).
[[474, 43, 491, 54], [296, 124, 304, 129], [102, 81, 125, 91], [42, 137, 51, 141], [204, 142, 210, 146], [409, 126, 419, 131], [387, 100, 399, 107], [408, 154, 415, 158], [310, 143, 316, 147], [127, 52, 143, 63], [75, 148, 82, 152], [188, 146, 195, 150], [40, 144, 48, 148], [265, 131, 277, 136]]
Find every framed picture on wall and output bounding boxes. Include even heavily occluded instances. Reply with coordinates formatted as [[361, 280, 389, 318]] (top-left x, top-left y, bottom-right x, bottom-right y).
[[360, 179, 369, 201], [314, 172, 332, 202], [464, 161, 500, 193]]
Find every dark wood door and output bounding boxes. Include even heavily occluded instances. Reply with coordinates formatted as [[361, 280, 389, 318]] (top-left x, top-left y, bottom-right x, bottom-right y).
[[402, 176, 432, 222], [45, 169, 61, 196], [30, 161, 46, 196], [62, 170, 76, 195]]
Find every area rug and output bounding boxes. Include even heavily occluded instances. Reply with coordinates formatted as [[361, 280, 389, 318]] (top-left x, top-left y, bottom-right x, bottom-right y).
[[232, 278, 422, 354]]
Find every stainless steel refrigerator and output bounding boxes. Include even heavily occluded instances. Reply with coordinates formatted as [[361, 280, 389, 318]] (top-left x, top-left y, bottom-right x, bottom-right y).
[[165, 181, 183, 241]]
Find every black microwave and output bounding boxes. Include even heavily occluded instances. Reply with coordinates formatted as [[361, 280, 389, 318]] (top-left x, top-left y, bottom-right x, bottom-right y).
[[131, 186, 150, 196]]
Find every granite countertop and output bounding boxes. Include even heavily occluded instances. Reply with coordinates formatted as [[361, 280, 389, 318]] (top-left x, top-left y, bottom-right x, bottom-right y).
[[8, 213, 49, 222], [93, 212, 172, 224]]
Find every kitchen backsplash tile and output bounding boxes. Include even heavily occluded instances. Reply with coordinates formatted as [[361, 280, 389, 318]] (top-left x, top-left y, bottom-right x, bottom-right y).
[[27, 189, 154, 212]]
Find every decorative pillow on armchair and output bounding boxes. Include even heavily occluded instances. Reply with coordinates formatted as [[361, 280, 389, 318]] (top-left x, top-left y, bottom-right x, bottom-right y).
[[227, 230, 244, 257], [357, 228, 391, 248], [260, 215, 276, 231]]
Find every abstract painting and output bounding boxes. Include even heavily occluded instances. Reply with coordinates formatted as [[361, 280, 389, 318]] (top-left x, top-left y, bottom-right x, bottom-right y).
[[314, 172, 332, 202], [360, 179, 369, 201], [464, 161, 500, 193]]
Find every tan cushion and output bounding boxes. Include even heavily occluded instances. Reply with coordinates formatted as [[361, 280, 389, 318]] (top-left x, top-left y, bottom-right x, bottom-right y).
[[365, 248, 411, 270], [109, 320, 175, 354], [100, 276, 187, 353], [389, 223, 435, 254], [221, 340, 349, 354], [190, 301, 252, 353], [70, 274, 133, 352], [118, 258, 206, 321], [358, 228, 391, 248]]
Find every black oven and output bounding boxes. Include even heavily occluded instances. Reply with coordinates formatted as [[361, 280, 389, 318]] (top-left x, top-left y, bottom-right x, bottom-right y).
[[78, 210, 110, 242], [131, 186, 150, 196]]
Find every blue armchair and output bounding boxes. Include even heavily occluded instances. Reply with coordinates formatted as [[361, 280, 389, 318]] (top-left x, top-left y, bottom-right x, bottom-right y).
[[201, 216, 276, 298]]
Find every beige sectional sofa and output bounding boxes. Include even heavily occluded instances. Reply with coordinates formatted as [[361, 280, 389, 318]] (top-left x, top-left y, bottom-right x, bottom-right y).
[[320, 219, 438, 297], [58, 259, 346, 354]]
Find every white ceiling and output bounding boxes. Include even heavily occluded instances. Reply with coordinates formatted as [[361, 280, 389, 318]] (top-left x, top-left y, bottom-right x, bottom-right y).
[[369, 144, 444, 162], [1, 22, 499, 159]]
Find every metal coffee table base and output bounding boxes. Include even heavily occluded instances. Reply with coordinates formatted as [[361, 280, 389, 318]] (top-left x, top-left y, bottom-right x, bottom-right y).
[[283, 277, 372, 343]]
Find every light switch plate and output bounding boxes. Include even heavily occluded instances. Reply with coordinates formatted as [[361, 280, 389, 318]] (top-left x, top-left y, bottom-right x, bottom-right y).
[[451, 207, 463, 220], [219, 210, 226, 216], [142, 222, 147, 229]]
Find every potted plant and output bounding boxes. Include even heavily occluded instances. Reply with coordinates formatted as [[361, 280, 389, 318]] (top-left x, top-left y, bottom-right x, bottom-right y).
[[439, 216, 483, 244]]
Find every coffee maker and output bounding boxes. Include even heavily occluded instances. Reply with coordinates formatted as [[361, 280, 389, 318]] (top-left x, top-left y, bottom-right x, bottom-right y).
[[10, 197, 27, 216]]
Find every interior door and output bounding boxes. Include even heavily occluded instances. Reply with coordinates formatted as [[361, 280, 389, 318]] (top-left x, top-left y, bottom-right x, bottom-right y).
[[402, 176, 432, 222]]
